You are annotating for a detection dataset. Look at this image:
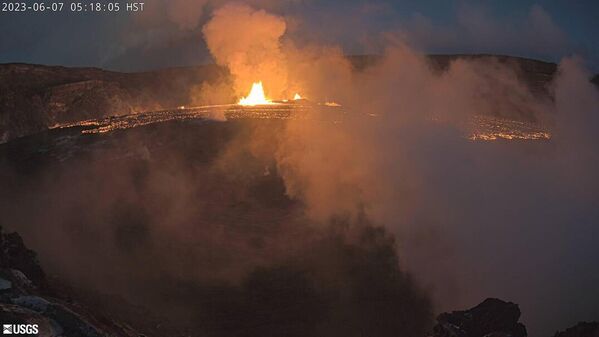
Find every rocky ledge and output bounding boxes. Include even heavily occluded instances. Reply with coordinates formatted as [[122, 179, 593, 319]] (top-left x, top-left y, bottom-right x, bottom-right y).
[[431, 298, 598, 337], [0, 226, 141, 337], [432, 298, 527, 337], [0, 225, 597, 337]]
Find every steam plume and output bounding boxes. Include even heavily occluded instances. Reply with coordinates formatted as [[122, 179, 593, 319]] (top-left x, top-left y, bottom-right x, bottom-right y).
[[202, 3, 288, 98], [1, 3, 598, 337]]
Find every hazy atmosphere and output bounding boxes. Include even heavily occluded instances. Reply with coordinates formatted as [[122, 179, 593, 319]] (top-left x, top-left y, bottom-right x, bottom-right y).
[[0, 1, 598, 337], [1, 1, 598, 71]]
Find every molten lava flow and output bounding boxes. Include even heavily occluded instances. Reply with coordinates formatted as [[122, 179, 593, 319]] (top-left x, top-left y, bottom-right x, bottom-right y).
[[294, 93, 302, 100], [238, 82, 273, 106]]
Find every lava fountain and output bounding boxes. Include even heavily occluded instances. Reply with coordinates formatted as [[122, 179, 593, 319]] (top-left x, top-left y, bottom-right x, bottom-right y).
[[238, 82, 274, 106]]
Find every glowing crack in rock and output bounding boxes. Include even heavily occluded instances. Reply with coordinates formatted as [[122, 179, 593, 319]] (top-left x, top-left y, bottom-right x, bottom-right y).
[[51, 97, 550, 142]]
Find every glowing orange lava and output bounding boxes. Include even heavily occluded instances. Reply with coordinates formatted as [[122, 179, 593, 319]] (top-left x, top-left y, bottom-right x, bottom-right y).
[[238, 82, 273, 106]]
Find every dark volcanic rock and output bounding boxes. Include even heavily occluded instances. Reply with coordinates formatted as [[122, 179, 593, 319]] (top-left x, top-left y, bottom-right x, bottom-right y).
[[433, 298, 527, 337], [2, 55, 598, 143], [0, 54, 578, 143], [0, 226, 45, 287], [427, 54, 558, 98], [349, 54, 560, 98], [0, 226, 142, 337], [0, 118, 433, 337], [0, 63, 227, 142], [554, 322, 599, 337]]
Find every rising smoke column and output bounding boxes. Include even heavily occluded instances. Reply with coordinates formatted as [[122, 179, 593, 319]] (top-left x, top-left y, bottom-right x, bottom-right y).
[[274, 43, 599, 335], [202, 3, 288, 99]]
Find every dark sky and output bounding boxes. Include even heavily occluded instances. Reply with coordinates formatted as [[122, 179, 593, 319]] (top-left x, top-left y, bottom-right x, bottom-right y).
[[0, 0, 597, 71]]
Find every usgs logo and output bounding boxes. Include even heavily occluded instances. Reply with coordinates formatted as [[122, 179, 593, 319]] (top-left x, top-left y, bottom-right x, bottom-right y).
[[2, 324, 39, 335]]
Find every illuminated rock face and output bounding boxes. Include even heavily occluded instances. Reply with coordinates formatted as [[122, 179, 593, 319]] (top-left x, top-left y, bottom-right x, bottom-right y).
[[45, 79, 135, 122], [0, 63, 226, 142], [3, 55, 590, 143]]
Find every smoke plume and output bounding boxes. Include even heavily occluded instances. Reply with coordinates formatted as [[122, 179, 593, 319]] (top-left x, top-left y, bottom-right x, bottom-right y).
[[202, 3, 288, 98], [272, 45, 599, 336]]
